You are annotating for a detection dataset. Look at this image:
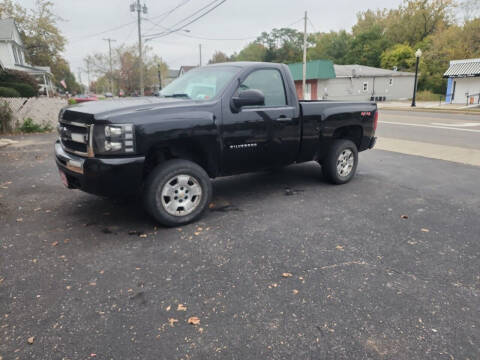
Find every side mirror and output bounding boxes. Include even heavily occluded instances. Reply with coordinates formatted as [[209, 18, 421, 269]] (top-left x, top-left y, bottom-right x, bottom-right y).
[[231, 89, 265, 112]]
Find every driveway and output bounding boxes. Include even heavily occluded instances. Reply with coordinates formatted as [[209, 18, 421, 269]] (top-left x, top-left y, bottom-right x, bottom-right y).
[[1, 133, 479, 359]]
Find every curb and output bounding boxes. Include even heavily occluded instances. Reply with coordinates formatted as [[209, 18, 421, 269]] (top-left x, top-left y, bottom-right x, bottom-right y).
[[379, 107, 480, 115]]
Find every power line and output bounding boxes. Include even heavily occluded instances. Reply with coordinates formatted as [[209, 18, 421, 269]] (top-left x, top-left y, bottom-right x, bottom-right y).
[[144, 0, 227, 40], [70, 21, 137, 43], [144, 15, 305, 43], [307, 17, 317, 33], [143, 0, 192, 34]]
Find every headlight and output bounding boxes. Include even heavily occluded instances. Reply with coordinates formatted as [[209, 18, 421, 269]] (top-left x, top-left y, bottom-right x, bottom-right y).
[[93, 123, 136, 155]]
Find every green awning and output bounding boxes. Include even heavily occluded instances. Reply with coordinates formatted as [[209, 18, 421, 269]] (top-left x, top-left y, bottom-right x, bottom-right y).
[[287, 60, 335, 81]]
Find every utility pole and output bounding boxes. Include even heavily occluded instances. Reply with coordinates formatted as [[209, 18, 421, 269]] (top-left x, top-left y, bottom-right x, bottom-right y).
[[302, 11, 308, 100], [103, 38, 117, 94], [131, 0, 148, 96], [199, 44, 202, 66]]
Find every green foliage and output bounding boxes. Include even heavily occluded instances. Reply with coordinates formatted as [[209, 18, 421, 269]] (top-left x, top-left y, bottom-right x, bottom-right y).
[[67, 98, 77, 105], [0, 87, 20, 97], [18, 117, 52, 133], [233, 43, 267, 62], [380, 44, 416, 71], [0, 100, 13, 133], [0, 69, 39, 93], [0, 82, 36, 97], [415, 90, 444, 101], [345, 24, 392, 67], [308, 31, 353, 64]]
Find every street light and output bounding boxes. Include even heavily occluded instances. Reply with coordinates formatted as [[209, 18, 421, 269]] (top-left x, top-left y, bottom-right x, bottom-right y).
[[411, 48, 422, 107]]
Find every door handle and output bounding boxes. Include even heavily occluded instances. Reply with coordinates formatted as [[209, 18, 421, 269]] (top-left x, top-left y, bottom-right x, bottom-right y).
[[276, 115, 292, 121]]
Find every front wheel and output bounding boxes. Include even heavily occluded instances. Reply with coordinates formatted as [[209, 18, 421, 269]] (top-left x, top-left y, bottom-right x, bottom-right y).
[[322, 139, 358, 185], [143, 159, 212, 227]]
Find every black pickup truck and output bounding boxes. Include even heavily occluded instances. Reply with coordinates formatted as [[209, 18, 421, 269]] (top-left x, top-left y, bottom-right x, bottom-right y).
[[55, 62, 377, 226]]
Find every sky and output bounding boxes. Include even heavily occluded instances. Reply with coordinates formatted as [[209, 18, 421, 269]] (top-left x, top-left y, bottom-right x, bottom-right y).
[[22, 0, 404, 85]]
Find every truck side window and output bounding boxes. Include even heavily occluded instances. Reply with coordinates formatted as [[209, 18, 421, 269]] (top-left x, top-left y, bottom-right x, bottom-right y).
[[239, 69, 287, 107]]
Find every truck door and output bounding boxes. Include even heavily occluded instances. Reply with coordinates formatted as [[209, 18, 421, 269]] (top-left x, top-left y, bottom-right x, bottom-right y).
[[220, 68, 300, 174]]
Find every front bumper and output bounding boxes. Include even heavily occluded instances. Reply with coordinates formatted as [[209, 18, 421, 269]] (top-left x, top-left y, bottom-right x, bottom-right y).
[[55, 141, 145, 197]]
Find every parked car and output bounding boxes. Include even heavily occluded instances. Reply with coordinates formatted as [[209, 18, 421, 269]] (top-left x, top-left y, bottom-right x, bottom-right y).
[[55, 62, 377, 226], [73, 94, 98, 103], [104, 92, 113, 98]]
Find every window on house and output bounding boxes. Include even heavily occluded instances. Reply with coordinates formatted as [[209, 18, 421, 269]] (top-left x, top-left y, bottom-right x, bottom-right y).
[[389, 78, 393, 86], [362, 82, 368, 92], [12, 46, 19, 63]]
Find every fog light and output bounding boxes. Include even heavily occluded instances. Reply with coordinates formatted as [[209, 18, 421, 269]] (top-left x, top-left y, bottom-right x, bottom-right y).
[[105, 141, 122, 151]]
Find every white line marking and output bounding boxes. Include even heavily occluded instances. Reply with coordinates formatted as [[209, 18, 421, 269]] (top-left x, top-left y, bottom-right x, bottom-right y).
[[431, 122, 480, 127], [379, 121, 480, 133]]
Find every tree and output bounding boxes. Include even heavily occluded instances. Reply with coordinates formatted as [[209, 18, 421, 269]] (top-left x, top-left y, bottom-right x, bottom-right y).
[[345, 25, 392, 67], [208, 51, 229, 64], [380, 44, 416, 71], [233, 43, 267, 62], [85, 45, 169, 95], [308, 31, 353, 64]]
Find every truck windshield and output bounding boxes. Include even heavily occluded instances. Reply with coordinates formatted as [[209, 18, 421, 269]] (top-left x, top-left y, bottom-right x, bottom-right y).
[[160, 66, 239, 100]]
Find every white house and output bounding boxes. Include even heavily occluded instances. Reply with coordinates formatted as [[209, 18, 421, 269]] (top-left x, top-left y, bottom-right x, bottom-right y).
[[0, 18, 54, 95], [444, 58, 480, 105], [288, 60, 416, 101]]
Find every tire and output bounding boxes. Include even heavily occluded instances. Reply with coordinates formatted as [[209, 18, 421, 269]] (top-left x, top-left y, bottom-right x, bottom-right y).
[[143, 159, 212, 227], [322, 139, 358, 185]]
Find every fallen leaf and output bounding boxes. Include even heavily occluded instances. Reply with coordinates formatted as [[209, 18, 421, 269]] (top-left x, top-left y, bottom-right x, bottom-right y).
[[401, 215, 409, 219], [194, 232, 200, 236], [168, 318, 178, 327], [335, 245, 344, 251], [292, 289, 299, 294], [99, 270, 104, 274], [66, 286, 71, 290], [89, 282, 96, 286], [90, 354, 96, 358], [177, 304, 187, 311], [198, 327, 204, 333], [16, 218, 23, 222], [282, 272, 293, 278], [165, 305, 171, 311], [421, 228, 430, 233], [51, 241, 58, 247], [27, 336, 34, 344], [139, 234, 147, 238], [209, 203, 215, 209], [188, 316, 200, 325], [197, 227, 203, 231]]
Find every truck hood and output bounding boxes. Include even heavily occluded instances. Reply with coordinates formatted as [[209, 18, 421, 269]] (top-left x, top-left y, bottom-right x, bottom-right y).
[[62, 97, 201, 122]]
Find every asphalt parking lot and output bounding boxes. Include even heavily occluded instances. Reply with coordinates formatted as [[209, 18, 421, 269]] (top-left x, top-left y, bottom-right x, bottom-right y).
[[1, 131, 479, 360]]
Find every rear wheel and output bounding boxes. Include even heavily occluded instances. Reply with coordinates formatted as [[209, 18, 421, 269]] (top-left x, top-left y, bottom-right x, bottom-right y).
[[143, 159, 212, 226], [322, 139, 358, 184]]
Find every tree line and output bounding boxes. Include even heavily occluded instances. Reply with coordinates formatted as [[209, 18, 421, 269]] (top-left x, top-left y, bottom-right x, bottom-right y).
[[209, 0, 480, 94]]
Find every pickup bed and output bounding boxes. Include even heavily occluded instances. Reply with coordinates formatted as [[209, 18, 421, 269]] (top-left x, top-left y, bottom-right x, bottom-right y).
[[55, 62, 377, 226]]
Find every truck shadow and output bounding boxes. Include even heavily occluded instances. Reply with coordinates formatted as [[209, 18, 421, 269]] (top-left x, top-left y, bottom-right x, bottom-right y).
[[67, 161, 327, 230]]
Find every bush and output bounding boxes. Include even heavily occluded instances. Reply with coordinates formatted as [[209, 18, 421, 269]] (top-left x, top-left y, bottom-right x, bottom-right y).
[[0, 100, 13, 133], [0, 69, 39, 95], [67, 98, 76, 105], [415, 90, 443, 102], [0, 82, 36, 97], [18, 117, 52, 133], [0, 86, 20, 97]]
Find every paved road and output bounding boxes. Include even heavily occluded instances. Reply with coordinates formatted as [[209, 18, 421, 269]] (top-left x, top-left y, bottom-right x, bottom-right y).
[[1, 133, 479, 360], [377, 110, 480, 166]]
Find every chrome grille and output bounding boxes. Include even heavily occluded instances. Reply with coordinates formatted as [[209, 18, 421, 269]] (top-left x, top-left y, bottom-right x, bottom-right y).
[[58, 120, 93, 157]]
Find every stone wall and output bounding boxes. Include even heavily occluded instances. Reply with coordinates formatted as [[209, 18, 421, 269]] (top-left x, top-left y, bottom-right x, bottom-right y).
[[0, 97, 66, 129]]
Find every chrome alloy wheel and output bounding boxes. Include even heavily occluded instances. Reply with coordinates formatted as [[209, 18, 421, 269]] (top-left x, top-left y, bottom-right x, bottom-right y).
[[159, 174, 203, 216], [336, 149, 355, 177]]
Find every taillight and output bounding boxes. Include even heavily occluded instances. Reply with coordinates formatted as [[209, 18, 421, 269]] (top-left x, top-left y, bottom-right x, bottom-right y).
[[374, 111, 378, 131]]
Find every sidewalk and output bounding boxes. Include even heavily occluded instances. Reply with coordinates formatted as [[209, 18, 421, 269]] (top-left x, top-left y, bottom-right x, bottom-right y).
[[377, 101, 480, 114]]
